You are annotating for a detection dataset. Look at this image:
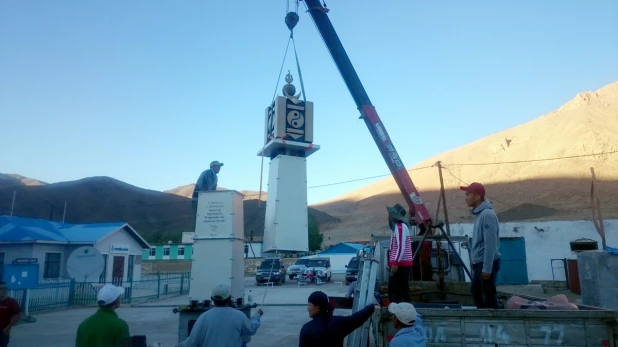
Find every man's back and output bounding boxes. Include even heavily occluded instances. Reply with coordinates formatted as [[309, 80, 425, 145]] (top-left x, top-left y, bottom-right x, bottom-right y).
[[180, 307, 259, 347], [76, 308, 130, 347], [299, 305, 375, 347]]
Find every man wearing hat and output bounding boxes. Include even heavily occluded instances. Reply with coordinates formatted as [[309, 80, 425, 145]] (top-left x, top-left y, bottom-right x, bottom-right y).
[[299, 291, 375, 346], [388, 302, 427, 346], [177, 283, 262, 347], [192, 160, 224, 216], [75, 284, 131, 347], [386, 203, 413, 303], [460, 182, 501, 309]]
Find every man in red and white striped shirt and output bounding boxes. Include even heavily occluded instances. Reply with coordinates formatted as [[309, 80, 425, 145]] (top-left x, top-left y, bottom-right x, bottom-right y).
[[387, 204, 413, 303]]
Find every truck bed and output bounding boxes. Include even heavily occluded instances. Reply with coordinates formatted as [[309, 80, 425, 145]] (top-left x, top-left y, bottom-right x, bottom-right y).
[[372, 293, 618, 347]]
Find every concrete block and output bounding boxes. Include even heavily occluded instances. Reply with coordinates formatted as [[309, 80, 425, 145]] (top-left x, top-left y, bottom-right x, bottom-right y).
[[577, 250, 618, 311]]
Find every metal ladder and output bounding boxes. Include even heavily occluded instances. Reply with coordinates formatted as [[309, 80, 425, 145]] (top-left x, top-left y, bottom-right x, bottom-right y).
[[347, 246, 379, 347]]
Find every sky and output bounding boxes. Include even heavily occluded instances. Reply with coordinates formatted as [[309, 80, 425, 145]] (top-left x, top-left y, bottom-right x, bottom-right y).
[[1, 0, 617, 205]]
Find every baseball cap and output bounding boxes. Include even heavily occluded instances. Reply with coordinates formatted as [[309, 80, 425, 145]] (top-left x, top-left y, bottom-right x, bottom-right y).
[[210, 161, 224, 168], [97, 284, 125, 305], [460, 182, 485, 198], [388, 302, 417, 326], [211, 283, 231, 300]]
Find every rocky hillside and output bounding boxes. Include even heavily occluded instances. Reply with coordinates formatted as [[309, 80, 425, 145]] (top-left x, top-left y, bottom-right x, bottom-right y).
[[0, 176, 338, 243], [312, 81, 618, 244]]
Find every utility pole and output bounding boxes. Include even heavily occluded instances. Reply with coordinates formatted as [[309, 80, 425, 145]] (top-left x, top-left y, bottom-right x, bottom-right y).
[[436, 161, 451, 236], [10, 191, 16, 216], [62, 201, 67, 223], [49, 203, 54, 221]]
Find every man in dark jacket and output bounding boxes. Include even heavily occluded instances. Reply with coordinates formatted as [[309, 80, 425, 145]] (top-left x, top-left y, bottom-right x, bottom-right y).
[[298, 291, 375, 347]]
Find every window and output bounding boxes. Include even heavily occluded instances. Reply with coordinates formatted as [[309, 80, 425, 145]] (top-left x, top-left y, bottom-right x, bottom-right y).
[[0, 252, 5, 279], [178, 247, 185, 256], [99, 254, 108, 283], [163, 247, 170, 256], [44, 253, 62, 279], [149, 247, 156, 256]]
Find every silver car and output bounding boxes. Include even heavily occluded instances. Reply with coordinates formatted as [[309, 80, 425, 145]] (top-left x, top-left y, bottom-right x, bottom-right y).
[[287, 257, 311, 280]]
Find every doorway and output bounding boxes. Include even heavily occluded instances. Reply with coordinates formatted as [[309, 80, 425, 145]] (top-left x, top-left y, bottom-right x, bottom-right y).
[[496, 237, 529, 285], [112, 256, 125, 286]]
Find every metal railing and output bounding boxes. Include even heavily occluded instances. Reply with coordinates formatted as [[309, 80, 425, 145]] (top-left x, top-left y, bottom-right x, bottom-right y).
[[10, 271, 190, 313]]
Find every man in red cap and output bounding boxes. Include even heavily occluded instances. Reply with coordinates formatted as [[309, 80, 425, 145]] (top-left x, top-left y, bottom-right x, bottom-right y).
[[460, 182, 501, 309]]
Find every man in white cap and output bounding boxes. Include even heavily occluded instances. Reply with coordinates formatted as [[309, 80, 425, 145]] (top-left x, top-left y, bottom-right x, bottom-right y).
[[388, 302, 427, 346], [192, 160, 224, 215], [75, 284, 131, 347], [177, 283, 262, 347]]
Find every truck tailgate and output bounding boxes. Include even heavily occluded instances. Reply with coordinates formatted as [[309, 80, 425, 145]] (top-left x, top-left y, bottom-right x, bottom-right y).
[[375, 307, 617, 346]]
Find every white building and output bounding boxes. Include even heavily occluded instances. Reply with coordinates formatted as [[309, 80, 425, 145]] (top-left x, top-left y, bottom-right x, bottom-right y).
[[0, 215, 150, 284], [448, 219, 616, 283]]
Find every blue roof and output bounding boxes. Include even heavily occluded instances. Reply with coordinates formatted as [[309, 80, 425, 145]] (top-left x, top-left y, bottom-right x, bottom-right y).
[[0, 215, 149, 248], [319, 242, 365, 254]]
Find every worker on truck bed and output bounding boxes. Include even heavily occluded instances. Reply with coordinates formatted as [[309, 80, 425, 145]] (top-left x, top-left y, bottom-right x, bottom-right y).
[[460, 182, 501, 309], [298, 291, 375, 347], [386, 203, 413, 303], [176, 283, 262, 347], [192, 160, 223, 215]]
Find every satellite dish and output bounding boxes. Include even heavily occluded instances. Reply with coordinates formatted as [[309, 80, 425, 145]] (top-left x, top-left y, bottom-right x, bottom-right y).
[[67, 246, 105, 282]]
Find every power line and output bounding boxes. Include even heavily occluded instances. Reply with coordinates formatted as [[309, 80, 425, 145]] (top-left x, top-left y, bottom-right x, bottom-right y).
[[441, 165, 516, 209], [306, 165, 434, 189], [443, 149, 618, 167]]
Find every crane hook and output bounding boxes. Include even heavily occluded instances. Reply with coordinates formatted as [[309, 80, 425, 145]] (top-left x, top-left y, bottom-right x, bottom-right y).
[[285, 11, 299, 31]]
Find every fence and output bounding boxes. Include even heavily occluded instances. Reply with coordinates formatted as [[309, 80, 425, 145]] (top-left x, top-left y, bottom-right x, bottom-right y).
[[11, 272, 190, 313]]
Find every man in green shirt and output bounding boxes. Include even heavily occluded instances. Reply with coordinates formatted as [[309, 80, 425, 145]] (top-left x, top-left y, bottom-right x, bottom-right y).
[[76, 284, 131, 347]]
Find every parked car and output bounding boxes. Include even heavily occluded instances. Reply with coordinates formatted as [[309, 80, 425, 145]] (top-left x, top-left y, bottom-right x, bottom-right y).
[[302, 256, 331, 283], [344, 257, 359, 284], [287, 257, 311, 280], [255, 257, 286, 285]]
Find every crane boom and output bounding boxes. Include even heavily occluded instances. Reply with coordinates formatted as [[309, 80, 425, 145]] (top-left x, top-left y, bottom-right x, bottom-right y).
[[303, 0, 432, 228]]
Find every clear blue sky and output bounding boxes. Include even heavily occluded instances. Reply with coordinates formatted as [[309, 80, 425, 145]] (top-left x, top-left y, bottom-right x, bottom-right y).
[[1, 0, 617, 205]]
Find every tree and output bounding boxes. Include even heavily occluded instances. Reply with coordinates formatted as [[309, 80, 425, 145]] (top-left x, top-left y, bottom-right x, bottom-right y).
[[308, 212, 324, 252]]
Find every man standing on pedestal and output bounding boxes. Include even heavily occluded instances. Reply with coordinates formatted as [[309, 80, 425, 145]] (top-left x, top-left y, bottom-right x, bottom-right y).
[[387, 204, 413, 303], [192, 161, 224, 216]]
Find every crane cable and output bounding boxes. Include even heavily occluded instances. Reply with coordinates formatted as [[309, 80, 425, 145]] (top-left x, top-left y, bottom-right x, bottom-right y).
[[258, 1, 307, 306], [257, 3, 308, 207]]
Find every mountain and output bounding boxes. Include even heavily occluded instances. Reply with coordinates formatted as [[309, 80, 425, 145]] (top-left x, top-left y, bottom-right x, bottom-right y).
[[0, 174, 47, 188], [0, 176, 338, 243], [312, 81, 618, 244], [165, 184, 267, 201]]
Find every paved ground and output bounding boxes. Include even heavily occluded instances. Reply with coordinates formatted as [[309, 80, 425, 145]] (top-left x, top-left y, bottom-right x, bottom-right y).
[[9, 276, 352, 347], [8, 274, 584, 347]]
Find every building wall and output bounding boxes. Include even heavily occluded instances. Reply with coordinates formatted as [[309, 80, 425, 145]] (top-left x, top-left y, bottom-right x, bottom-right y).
[[143, 244, 193, 261], [245, 242, 262, 258], [31, 243, 69, 281], [95, 228, 145, 282], [449, 219, 617, 282], [0, 244, 34, 265], [182, 232, 195, 244]]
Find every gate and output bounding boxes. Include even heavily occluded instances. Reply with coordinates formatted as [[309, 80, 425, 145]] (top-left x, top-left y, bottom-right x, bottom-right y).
[[496, 237, 529, 285]]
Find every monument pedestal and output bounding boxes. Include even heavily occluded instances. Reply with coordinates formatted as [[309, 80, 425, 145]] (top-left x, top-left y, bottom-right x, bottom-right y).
[[189, 190, 245, 302], [262, 155, 310, 253]]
